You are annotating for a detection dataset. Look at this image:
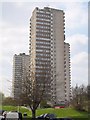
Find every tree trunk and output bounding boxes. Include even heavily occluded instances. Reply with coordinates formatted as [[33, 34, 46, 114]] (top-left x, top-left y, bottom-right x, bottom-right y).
[[32, 109, 36, 119]]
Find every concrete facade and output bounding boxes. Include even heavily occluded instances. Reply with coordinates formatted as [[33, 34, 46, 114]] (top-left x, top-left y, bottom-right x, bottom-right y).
[[29, 7, 71, 105], [12, 53, 29, 99], [64, 43, 71, 102]]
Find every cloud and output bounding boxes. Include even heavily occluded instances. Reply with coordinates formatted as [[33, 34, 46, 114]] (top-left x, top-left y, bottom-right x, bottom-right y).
[[71, 52, 88, 66], [66, 34, 88, 55], [64, 2, 88, 30], [1, 0, 89, 2], [66, 34, 88, 87], [1, 21, 29, 52], [71, 52, 88, 86], [66, 34, 88, 45]]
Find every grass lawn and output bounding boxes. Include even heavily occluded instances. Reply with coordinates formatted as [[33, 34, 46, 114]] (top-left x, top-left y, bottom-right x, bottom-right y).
[[36, 108, 88, 118], [0, 106, 89, 119]]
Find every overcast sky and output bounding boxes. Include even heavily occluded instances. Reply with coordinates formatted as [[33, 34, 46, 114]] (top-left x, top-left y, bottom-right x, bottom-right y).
[[0, 0, 88, 96]]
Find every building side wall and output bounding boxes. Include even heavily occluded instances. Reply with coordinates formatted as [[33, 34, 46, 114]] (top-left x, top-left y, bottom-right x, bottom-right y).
[[30, 9, 37, 73], [51, 9, 65, 103], [64, 43, 71, 102]]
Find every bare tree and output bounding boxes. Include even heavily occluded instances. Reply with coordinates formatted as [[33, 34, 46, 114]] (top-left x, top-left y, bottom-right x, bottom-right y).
[[20, 63, 50, 118], [72, 84, 88, 111]]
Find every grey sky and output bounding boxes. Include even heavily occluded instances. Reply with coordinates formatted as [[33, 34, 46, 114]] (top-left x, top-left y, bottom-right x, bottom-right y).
[[0, 1, 88, 96]]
